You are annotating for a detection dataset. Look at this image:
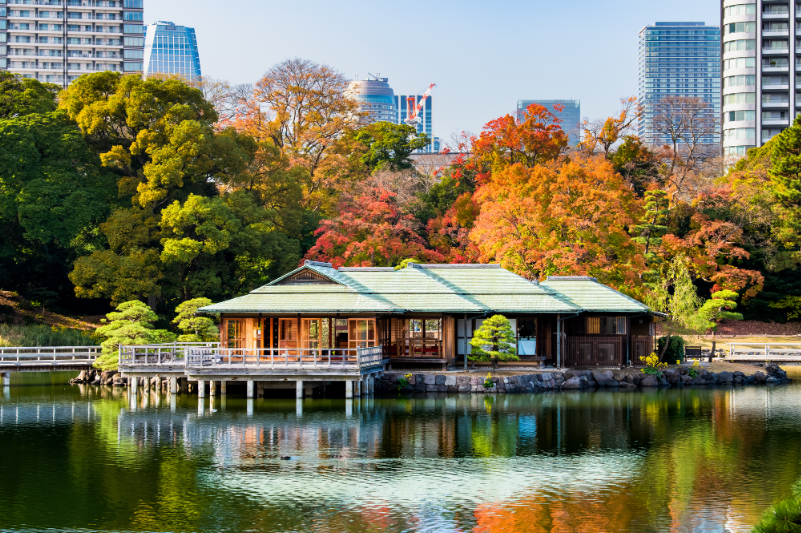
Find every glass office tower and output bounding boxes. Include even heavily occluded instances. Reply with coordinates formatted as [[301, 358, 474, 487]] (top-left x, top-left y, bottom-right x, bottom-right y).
[[638, 22, 721, 146], [396, 93, 437, 152], [720, 1, 801, 156], [345, 75, 397, 123], [0, 0, 144, 87], [516, 99, 581, 145], [142, 21, 200, 79]]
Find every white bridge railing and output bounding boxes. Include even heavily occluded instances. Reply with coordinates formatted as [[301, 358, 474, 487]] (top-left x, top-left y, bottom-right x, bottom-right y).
[[727, 343, 801, 361], [0, 346, 100, 366], [120, 343, 387, 371]]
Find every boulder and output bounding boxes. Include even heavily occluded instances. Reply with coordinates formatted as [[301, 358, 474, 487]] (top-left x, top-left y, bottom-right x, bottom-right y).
[[424, 374, 436, 386], [612, 370, 628, 381], [539, 372, 552, 382], [733, 371, 745, 378], [766, 364, 782, 376], [690, 376, 706, 386], [435, 375, 446, 386], [444, 375, 456, 387], [565, 369, 589, 379], [717, 371, 734, 383], [562, 377, 583, 389], [753, 371, 767, 384], [680, 375, 692, 384], [640, 374, 659, 387], [766, 376, 779, 384]]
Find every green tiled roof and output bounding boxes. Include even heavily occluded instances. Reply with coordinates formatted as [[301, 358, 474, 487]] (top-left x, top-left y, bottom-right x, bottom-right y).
[[200, 264, 649, 315], [541, 276, 649, 313]]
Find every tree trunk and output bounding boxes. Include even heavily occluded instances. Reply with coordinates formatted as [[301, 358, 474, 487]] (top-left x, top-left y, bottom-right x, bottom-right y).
[[658, 332, 672, 362], [492, 357, 497, 371], [708, 340, 716, 363]]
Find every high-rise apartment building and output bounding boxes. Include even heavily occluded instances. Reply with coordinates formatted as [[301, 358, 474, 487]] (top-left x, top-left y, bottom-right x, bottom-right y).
[[142, 21, 200, 79], [396, 92, 440, 153], [345, 75, 397, 123], [516, 99, 581, 145], [0, 0, 144, 87], [720, 1, 801, 156], [638, 22, 721, 146]]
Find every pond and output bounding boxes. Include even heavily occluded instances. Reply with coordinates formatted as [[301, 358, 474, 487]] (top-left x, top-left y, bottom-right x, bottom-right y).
[[1, 373, 800, 532]]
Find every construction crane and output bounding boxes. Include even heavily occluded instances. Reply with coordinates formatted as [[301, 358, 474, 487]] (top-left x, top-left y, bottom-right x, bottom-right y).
[[405, 83, 436, 126]]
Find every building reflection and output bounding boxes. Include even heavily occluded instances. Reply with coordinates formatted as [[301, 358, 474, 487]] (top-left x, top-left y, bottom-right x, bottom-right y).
[[1, 386, 800, 532]]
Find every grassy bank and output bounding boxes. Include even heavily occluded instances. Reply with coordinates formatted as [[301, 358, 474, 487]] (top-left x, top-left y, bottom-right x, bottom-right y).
[[0, 324, 98, 347]]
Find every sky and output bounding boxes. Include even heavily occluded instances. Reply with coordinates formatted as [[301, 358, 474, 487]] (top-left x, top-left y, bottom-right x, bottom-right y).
[[149, 0, 719, 143]]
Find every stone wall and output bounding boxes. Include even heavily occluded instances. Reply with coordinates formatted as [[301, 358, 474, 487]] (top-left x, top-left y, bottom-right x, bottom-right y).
[[375, 364, 791, 394]]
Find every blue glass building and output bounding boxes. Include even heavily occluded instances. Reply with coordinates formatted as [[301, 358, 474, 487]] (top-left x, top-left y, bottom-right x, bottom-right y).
[[638, 22, 721, 145], [345, 76, 397, 124], [516, 99, 581, 145], [396, 93, 438, 153], [143, 21, 201, 79]]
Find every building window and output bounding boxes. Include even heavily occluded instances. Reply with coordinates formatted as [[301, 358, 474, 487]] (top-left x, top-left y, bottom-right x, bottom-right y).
[[123, 0, 143, 6], [123, 62, 142, 71], [586, 317, 626, 335], [124, 37, 143, 46], [123, 49, 142, 59], [123, 24, 142, 34], [123, 11, 142, 21]]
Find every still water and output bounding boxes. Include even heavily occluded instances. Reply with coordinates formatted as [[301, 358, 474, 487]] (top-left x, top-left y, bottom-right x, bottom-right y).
[[1, 373, 801, 533]]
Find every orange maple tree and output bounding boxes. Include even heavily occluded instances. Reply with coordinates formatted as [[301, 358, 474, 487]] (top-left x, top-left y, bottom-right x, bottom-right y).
[[469, 154, 646, 290]]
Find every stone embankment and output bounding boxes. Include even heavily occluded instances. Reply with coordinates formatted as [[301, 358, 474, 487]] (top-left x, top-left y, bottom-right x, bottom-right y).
[[375, 364, 792, 394], [70, 369, 127, 386]]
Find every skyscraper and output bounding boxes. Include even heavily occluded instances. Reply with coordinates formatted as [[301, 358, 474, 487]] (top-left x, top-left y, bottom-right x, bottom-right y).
[[396, 92, 439, 153], [638, 22, 721, 146], [1, 0, 145, 88], [516, 99, 581, 145], [142, 21, 200, 79], [345, 75, 397, 123], [720, 1, 798, 156]]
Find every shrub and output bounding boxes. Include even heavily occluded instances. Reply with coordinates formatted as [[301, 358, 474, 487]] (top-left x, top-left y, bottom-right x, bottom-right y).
[[396, 373, 412, 391], [657, 336, 686, 362], [483, 372, 494, 389]]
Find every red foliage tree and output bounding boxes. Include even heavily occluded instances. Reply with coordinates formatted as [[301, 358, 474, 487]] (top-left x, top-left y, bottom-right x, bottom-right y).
[[304, 187, 444, 267]]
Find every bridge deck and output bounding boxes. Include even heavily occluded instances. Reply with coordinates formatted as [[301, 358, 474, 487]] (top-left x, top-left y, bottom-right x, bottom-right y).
[[0, 346, 99, 371]]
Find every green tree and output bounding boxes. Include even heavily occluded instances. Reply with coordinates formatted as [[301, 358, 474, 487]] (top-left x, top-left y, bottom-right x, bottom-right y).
[[172, 298, 218, 342], [697, 289, 743, 331], [0, 71, 59, 119], [0, 111, 116, 301], [647, 256, 706, 361], [351, 121, 430, 172], [770, 114, 801, 235], [631, 189, 670, 283], [58, 72, 249, 212], [94, 300, 176, 371], [468, 315, 519, 369]]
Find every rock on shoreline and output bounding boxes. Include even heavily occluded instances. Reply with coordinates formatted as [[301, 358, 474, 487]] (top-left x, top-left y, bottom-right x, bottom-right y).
[[374, 364, 792, 394]]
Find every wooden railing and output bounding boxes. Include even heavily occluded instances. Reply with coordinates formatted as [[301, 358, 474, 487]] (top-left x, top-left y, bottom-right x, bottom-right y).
[[392, 339, 443, 358], [119, 342, 219, 366], [0, 346, 100, 366], [120, 343, 387, 371]]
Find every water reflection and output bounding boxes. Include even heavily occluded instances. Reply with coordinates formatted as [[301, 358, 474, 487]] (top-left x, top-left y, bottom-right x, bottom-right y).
[[1, 381, 801, 532]]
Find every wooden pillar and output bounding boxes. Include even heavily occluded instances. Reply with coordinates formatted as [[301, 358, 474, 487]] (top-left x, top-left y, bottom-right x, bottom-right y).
[[210, 381, 217, 396], [345, 380, 353, 399], [198, 380, 206, 398], [169, 376, 177, 394], [355, 379, 361, 397], [130, 375, 138, 395], [269, 318, 274, 353], [246, 379, 254, 398], [296, 380, 304, 399], [220, 381, 227, 395], [1, 372, 10, 386]]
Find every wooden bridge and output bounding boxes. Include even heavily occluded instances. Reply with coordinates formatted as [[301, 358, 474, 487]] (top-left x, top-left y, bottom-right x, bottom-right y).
[[724, 343, 801, 364], [118, 342, 390, 399], [0, 346, 100, 384]]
